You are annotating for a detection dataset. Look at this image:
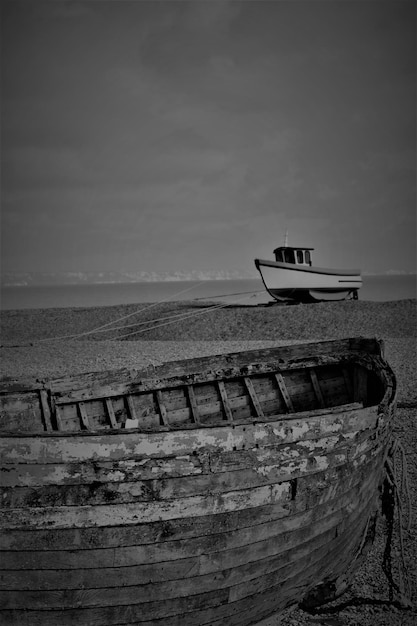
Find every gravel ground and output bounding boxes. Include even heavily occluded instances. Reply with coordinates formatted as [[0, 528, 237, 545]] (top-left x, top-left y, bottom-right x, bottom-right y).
[[0, 299, 416, 625], [1, 299, 415, 345]]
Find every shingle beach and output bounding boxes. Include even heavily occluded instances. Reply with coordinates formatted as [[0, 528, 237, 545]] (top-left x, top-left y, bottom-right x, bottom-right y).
[[1, 298, 416, 625]]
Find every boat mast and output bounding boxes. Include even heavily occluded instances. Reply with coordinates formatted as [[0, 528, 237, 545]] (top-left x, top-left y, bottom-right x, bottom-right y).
[[284, 229, 288, 247]]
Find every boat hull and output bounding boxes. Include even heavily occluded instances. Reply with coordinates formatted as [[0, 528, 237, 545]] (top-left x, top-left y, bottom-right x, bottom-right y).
[[255, 259, 362, 302], [0, 339, 396, 626]]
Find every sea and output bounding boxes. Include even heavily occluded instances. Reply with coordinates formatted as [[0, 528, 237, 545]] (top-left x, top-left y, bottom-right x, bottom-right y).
[[1, 275, 416, 311]]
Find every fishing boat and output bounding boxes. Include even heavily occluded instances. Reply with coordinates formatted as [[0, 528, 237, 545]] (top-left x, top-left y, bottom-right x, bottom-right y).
[[0, 337, 396, 626], [255, 244, 362, 302]]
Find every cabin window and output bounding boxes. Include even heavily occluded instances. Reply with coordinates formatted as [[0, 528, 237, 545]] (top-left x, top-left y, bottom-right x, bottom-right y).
[[296, 250, 303, 264], [305, 250, 311, 265], [284, 249, 295, 264], [275, 250, 284, 262]]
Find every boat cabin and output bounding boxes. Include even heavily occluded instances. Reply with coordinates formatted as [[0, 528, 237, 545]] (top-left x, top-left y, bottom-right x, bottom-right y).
[[273, 246, 313, 266]]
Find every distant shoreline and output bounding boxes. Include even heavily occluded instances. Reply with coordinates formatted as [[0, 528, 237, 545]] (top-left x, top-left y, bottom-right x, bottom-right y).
[[1, 272, 416, 288], [1, 275, 416, 310]]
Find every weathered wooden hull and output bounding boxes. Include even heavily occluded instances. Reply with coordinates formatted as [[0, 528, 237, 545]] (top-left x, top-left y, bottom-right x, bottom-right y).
[[0, 338, 396, 626], [254, 258, 363, 302]]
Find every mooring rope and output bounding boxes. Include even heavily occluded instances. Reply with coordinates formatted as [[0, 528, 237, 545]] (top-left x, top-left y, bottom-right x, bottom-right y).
[[193, 289, 262, 301], [382, 437, 413, 607], [114, 292, 257, 340], [6, 284, 265, 347], [28, 282, 206, 344]]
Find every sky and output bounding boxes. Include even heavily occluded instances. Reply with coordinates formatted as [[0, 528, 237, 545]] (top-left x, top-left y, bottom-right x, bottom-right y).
[[1, 0, 416, 277]]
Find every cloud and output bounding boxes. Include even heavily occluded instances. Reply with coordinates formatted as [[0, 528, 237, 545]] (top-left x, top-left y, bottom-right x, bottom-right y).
[[4, 146, 88, 190], [2, 0, 415, 274], [184, 0, 241, 32], [45, 1, 95, 19], [359, 150, 416, 173]]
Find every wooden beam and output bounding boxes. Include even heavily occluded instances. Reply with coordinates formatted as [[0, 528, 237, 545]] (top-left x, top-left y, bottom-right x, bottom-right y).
[[274, 374, 294, 413], [126, 395, 137, 421], [243, 378, 264, 418], [217, 381, 233, 421], [309, 369, 325, 409], [186, 386, 200, 424], [39, 390, 53, 432], [78, 402, 90, 430], [105, 398, 118, 429], [54, 407, 63, 431], [155, 390, 169, 426]]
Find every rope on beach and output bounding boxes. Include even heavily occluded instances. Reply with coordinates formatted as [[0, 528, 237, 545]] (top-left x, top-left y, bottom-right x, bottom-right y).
[[193, 289, 262, 301], [76, 294, 255, 337], [31, 282, 206, 344], [382, 437, 413, 608], [17, 283, 265, 345], [114, 292, 261, 340]]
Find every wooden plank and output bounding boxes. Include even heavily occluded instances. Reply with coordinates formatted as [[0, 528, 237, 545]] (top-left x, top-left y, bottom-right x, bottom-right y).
[[164, 391, 277, 423], [0, 392, 44, 433], [0, 442, 387, 532], [0, 513, 372, 624], [223, 380, 246, 399], [0, 461, 379, 556], [217, 381, 233, 421], [186, 386, 200, 424], [78, 402, 90, 430], [54, 405, 63, 431], [54, 408, 78, 432], [0, 455, 206, 488], [215, 510, 371, 626], [207, 507, 374, 626], [0, 586, 228, 626], [309, 369, 325, 409], [126, 395, 137, 420], [0, 502, 362, 578], [274, 373, 294, 412], [243, 377, 264, 418], [39, 390, 53, 432], [155, 390, 168, 426], [0, 466, 377, 576], [0, 486, 375, 583], [0, 517, 358, 609], [0, 501, 375, 625], [105, 398, 118, 429], [0, 431, 383, 511], [0, 481, 290, 530]]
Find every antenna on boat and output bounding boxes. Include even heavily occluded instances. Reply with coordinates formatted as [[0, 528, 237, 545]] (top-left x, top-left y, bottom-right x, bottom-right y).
[[284, 229, 288, 247]]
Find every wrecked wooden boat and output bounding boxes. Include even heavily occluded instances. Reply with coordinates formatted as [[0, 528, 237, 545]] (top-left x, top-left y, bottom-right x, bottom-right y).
[[0, 337, 396, 626]]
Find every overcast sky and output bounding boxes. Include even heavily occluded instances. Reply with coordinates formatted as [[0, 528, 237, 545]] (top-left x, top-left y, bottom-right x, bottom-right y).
[[1, 0, 416, 276]]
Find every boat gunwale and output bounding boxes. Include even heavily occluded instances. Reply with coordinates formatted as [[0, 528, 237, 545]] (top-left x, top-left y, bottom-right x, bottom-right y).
[[0, 338, 396, 438], [0, 337, 383, 393], [0, 400, 384, 440]]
